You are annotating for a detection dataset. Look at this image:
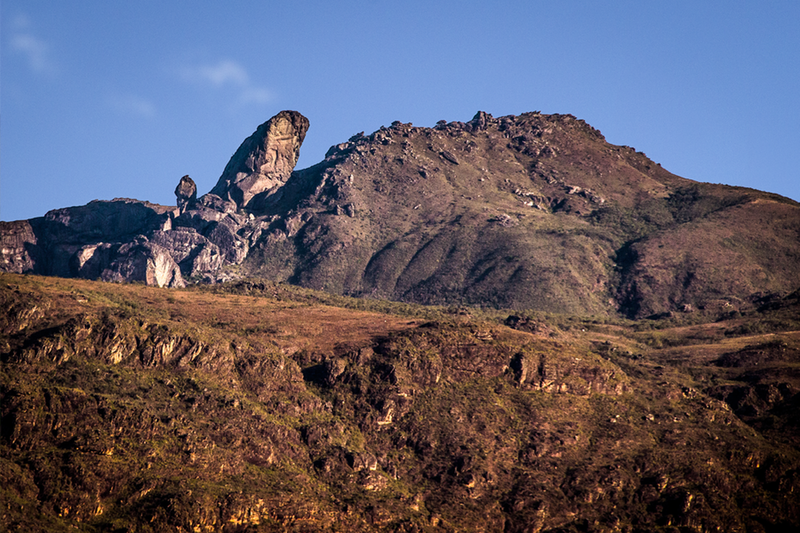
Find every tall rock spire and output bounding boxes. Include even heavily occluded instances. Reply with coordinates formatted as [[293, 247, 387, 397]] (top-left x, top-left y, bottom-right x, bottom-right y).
[[174, 175, 197, 213], [210, 110, 309, 209]]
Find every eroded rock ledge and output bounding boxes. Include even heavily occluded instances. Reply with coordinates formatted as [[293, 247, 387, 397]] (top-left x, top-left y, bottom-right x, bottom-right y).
[[0, 111, 311, 288]]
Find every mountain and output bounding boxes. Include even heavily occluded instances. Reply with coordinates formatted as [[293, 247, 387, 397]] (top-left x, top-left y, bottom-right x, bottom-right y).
[[2, 110, 798, 318], [2, 273, 800, 531], [4, 110, 800, 532]]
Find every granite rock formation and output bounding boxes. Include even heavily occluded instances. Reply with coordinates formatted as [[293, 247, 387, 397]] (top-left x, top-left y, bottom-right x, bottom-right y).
[[233, 111, 800, 318], [1, 109, 799, 317], [209, 110, 309, 210], [174, 174, 197, 213]]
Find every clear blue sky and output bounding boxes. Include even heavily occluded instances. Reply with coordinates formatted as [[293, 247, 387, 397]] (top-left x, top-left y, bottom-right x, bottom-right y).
[[2, 1, 799, 222]]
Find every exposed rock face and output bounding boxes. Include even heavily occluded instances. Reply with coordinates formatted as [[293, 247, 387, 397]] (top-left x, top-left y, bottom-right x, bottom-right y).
[[174, 174, 197, 213], [101, 240, 185, 288], [70, 239, 185, 288], [149, 228, 223, 278], [0, 221, 38, 273], [1, 109, 799, 316], [210, 110, 309, 210], [42, 198, 171, 244], [0, 199, 183, 287], [469, 110, 491, 131]]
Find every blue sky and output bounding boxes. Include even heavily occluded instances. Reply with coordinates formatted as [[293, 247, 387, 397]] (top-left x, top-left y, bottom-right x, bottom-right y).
[[2, 1, 799, 222]]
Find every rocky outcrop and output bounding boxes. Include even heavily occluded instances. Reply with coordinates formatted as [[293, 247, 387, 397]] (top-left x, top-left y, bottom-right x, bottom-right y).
[[0, 199, 186, 287], [0, 220, 38, 273], [42, 198, 172, 242], [70, 239, 185, 288], [174, 174, 197, 213], [149, 228, 223, 278], [209, 110, 309, 210], [1, 109, 799, 317], [100, 240, 185, 288], [0, 108, 311, 286]]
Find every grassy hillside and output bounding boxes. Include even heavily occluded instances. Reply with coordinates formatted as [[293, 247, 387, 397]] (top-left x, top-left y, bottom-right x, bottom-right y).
[[2, 273, 799, 531]]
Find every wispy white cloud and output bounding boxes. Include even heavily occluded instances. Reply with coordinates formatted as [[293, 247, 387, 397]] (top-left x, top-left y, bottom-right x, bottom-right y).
[[9, 13, 56, 74], [179, 59, 272, 105], [107, 93, 157, 119], [194, 60, 249, 87]]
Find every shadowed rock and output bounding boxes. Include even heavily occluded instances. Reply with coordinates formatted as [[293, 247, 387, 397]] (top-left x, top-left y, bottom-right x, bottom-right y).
[[69, 238, 185, 288], [149, 229, 223, 278], [0, 221, 38, 273], [174, 175, 197, 213], [210, 110, 309, 210], [100, 240, 185, 288]]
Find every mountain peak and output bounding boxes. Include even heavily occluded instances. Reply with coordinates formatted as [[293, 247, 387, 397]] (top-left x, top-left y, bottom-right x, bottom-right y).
[[1, 109, 798, 318], [209, 110, 309, 209]]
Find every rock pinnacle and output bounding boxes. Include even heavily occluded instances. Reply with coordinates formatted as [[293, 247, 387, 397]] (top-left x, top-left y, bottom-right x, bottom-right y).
[[209, 110, 310, 209]]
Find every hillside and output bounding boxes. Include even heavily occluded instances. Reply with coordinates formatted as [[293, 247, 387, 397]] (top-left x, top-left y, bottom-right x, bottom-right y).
[[2, 110, 799, 318], [242, 112, 800, 317], [2, 273, 800, 531]]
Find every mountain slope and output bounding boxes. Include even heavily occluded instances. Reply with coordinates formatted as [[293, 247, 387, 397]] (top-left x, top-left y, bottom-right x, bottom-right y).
[[2, 273, 800, 531], [239, 112, 800, 317], [2, 110, 798, 318]]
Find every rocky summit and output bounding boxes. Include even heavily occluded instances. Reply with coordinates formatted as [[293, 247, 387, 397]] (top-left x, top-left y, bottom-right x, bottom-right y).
[[2, 110, 798, 319], [210, 110, 310, 210], [175, 175, 198, 213]]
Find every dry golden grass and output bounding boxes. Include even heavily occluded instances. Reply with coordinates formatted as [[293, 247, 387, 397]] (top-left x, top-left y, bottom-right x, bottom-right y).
[[2, 273, 423, 354]]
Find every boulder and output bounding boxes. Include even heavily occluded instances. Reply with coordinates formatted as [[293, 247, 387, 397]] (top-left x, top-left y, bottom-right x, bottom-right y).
[[440, 150, 459, 165], [210, 110, 309, 210], [469, 110, 492, 131], [174, 175, 197, 213], [149, 229, 223, 278], [100, 240, 185, 288], [197, 193, 237, 214]]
